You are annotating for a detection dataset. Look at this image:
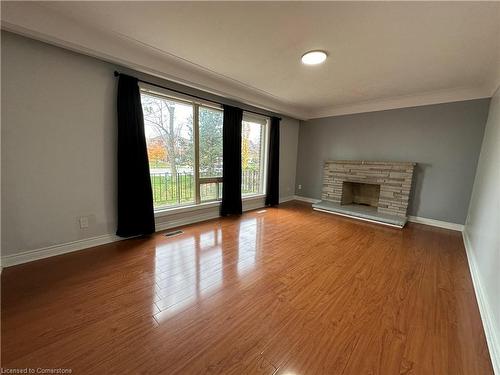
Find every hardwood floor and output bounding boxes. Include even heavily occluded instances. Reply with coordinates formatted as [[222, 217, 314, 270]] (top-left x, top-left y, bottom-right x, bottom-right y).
[[1, 201, 493, 374]]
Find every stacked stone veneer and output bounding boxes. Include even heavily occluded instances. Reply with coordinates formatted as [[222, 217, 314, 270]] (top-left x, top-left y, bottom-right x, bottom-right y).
[[322, 161, 416, 217]]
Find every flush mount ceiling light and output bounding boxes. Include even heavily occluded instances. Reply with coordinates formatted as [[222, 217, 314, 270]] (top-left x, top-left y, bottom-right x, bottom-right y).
[[301, 50, 327, 65]]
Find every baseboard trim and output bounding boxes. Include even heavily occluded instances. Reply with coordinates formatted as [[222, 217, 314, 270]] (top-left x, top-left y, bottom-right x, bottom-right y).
[[279, 195, 295, 204], [462, 230, 500, 375], [407, 215, 464, 231], [1, 234, 123, 268], [1, 198, 268, 268], [293, 195, 321, 204]]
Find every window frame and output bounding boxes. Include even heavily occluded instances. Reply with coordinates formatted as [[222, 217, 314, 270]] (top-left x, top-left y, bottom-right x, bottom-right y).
[[197, 105, 224, 204], [140, 83, 269, 213], [241, 112, 270, 198]]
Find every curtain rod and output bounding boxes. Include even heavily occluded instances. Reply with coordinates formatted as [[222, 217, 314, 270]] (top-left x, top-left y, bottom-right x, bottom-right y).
[[114, 71, 281, 121]]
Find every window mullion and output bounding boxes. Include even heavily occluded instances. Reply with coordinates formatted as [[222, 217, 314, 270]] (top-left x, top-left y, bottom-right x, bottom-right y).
[[261, 121, 269, 195], [194, 104, 201, 204]]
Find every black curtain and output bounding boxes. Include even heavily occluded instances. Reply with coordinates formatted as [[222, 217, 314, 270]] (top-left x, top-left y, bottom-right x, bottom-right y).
[[116, 74, 155, 237], [265, 117, 280, 206], [220, 105, 243, 216]]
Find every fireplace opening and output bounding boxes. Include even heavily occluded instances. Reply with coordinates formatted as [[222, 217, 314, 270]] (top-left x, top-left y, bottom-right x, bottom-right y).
[[341, 182, 381, 208]]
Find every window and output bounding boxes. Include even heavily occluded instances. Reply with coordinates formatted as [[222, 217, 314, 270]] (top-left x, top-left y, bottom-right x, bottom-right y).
[[142, 92, 195, 208], [141, 86, 268, 211], [242, 115, 268, 196], [198, 106, 223, 203]]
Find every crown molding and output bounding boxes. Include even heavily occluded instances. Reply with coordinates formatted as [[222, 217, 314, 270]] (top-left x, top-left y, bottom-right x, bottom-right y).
[[2, 2, 497, 122], [308, 85, 493, 119], [0, 2, 310, 120]]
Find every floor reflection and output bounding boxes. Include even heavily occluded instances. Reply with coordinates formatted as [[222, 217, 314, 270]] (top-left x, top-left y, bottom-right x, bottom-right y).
[[199, 228, 223, 295], [237, 217, 262, 276], [153, 226, 223, 322], [153, 214, 265, 323]]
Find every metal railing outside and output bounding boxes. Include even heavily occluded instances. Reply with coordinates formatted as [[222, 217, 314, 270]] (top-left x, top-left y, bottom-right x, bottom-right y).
[[150, 169, 260, 207]]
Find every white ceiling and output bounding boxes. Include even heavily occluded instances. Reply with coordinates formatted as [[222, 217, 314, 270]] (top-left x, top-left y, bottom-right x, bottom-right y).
[[2, 1, 500, 119]]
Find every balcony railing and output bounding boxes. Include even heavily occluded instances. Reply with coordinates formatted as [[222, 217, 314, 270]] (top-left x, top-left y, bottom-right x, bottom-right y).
[[150, 169, 261, 207]]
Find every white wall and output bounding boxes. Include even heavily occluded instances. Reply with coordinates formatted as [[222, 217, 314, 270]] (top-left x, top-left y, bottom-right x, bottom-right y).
[[464, 87, 500, 374], [1, 31, 300, 260]]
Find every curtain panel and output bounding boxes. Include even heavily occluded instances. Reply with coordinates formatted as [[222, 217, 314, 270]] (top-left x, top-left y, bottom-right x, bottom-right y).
[[220, 105, 243, 216], [265, 117, 280, 206], [116, 74, 155, 237]]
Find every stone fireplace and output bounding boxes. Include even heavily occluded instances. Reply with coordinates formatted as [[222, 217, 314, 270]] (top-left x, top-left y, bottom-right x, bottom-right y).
[[313, 160, 416, 227]]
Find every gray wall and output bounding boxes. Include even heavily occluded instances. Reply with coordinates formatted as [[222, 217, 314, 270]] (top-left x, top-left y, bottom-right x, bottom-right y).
[[279, 116, 299, 199], [296, 99, 490, 224], [2, 31, 117, 256], [1, 31, 299, 256], [464, 87, 500, 368]]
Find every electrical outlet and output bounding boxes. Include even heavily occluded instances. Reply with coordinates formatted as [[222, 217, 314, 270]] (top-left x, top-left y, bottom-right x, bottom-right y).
[[79, 216, 89, 229], [298, 184, 302, 190]]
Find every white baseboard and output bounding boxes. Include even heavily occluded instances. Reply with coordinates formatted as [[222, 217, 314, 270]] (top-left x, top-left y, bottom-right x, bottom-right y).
[[1, 198, 267, 268], [279, 195, 295, 204], [407, 216, 464, 232], [293, 195, 321, 204], [462, 230, 500, 375], [1, 233, 123, 268]]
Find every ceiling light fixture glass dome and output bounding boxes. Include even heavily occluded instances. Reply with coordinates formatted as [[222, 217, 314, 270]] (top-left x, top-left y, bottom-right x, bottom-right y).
[[301, 50, 327, 65]]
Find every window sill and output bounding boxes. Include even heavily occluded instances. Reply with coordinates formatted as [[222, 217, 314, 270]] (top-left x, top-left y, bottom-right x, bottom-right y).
[[154, 194, 266, 218]]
